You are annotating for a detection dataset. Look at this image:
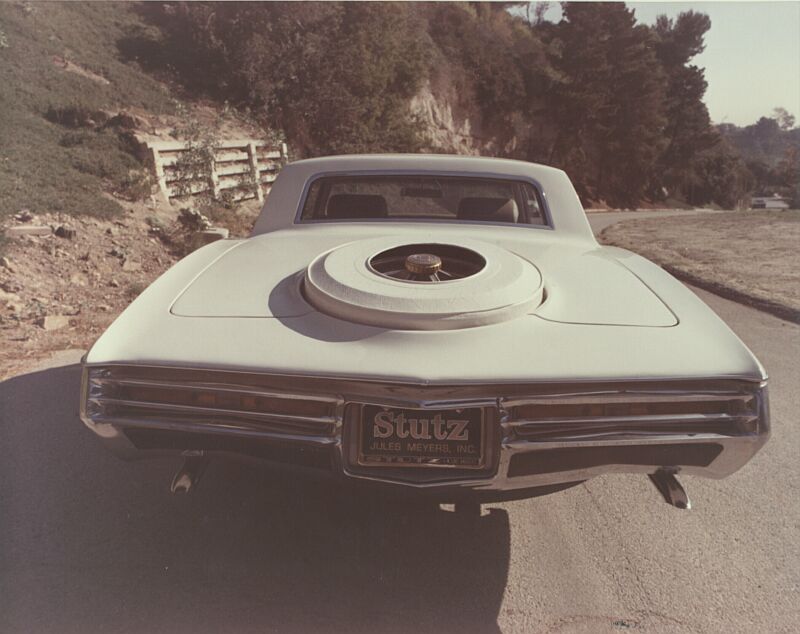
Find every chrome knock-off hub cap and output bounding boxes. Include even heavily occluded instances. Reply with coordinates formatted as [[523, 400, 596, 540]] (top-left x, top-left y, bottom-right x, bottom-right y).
[[404, 253, 442, 276]]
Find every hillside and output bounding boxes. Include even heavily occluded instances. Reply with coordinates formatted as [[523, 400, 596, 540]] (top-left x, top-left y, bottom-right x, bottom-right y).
[[0, 2, 180, 219], [0, 2, 270, 223], [3, 1, 798, 221], [0, 3, 266, 376]]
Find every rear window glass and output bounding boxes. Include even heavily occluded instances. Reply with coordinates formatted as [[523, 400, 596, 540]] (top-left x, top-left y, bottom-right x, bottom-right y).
[[299, 175, 547, 226]]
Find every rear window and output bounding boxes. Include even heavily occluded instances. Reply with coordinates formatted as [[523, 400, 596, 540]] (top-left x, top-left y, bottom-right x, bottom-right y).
[[299, 175, 547, 226]]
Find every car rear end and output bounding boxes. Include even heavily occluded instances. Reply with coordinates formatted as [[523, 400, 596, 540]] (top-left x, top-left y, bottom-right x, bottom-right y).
[[78, 156, 771, 507], [81, 363, 769, 503]]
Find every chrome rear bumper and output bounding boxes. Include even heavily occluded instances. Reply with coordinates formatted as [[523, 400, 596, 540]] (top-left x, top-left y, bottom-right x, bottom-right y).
[[80, 365, 770, 498]]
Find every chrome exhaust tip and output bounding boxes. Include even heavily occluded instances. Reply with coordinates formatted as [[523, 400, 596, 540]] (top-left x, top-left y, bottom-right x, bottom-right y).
[[170, 454, 209, 494], [649, 471, 691, 509]]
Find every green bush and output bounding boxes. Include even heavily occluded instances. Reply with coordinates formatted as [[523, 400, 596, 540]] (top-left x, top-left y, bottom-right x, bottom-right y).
[[45, 102, 102, 128], [151, 2, 430, 156]]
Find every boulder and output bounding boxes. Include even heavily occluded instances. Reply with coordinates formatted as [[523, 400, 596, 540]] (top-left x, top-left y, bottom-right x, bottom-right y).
[[69, 272, 88, 287], [0, 288, 22, 305], [190, 228, 229, 251], [37, 315, 69, 331], [55, 225, 77, 239]]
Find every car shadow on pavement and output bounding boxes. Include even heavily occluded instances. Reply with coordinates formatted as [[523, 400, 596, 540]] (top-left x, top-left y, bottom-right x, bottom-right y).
[[0, 364, 510, 634]]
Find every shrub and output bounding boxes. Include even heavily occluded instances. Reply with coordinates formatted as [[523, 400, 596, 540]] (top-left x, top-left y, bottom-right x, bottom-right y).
[[45, 102, 105, 128], [152, 2, 430, 156]]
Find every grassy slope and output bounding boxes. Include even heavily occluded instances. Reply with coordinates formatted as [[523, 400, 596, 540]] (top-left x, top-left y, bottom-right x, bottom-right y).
[[0, 2, 174, 220], [600, 210, 800, 320]]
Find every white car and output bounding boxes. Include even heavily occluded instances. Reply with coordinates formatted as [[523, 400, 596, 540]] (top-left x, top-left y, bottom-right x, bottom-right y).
[[80, 155, 769, 510]]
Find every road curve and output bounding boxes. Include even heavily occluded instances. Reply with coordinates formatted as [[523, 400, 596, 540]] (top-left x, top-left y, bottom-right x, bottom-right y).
[[1, 215, 797, 633]]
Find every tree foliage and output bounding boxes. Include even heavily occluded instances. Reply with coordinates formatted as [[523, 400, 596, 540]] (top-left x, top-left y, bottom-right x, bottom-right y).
[[143, 1, 795, 208], [721, 111, 800, 205], [650, 11, 717, 200], [156, 2, 430, 155], [535, 3, 667, 207]]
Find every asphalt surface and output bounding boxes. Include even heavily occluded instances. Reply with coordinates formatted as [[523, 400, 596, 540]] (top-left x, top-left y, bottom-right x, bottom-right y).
[[1, 214, 798, 633]]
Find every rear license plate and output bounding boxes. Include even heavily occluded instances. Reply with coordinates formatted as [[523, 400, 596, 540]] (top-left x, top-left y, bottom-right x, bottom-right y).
[[358, 404, 486, 469]]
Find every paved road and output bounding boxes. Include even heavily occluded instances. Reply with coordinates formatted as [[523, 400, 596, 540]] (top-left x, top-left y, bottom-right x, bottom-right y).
[[1, 217, 798, 633]]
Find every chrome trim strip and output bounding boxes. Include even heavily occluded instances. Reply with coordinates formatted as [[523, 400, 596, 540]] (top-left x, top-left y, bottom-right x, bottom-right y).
[[92, 377, 340, 404], [507, 413, 752, 427], [502, 392, 755, 406], [506, 414, 757, 440], [97, 415, 337, 446], [503, 434, 738, 451], [90, 397, 336, 430], [83, 361, 768, 389]]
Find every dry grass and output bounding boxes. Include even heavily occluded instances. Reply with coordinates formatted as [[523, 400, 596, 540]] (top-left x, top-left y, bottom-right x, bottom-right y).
[[599, 210, 800, 317]]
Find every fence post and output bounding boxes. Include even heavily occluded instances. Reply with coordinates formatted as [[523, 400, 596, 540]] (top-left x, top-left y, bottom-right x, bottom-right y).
[[247, 141, 264, 202], [209, 154, 221, 200], [280, 142, 289, 166], [150, 146, 170, 203]]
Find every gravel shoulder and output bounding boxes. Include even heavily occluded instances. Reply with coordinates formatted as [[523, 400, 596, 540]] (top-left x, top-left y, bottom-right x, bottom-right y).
[[0, 204, 177, 379], [599, 210, 800, 323], [0, 200, 259, 380]]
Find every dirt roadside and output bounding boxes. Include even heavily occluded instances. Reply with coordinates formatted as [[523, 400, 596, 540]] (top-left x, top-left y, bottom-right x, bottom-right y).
[[0, 202, 176, 380], [599, 210, 800, 324], [0, 199, 259, 381]]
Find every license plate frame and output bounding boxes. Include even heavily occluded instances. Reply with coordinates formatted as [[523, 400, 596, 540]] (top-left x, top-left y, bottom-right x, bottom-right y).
[[357, 403, 487, 469]]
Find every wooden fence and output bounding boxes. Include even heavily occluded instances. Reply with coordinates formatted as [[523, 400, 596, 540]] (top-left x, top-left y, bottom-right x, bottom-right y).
[[147, 139, 289, 203]]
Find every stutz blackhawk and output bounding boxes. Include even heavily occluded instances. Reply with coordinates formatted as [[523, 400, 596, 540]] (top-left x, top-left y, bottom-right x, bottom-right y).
[[80, 155, 770, 511]]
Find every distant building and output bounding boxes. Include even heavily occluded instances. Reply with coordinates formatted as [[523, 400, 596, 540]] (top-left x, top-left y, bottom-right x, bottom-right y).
[[751, 195, 791, 210]]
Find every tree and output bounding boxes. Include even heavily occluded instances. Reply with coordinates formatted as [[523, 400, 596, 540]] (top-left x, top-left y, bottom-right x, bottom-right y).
[[650, 11, 717, 200], [775, 146, 800, 206], [540, 2, 667, 206], [143, 1, 759, 209], [686, 138, 752, 208], [772, 107, 796, 131], [722, 115, 796, 168], [159, 2, 430, 156], [526, 2, 551, 27], [423, 3, 528, 131]]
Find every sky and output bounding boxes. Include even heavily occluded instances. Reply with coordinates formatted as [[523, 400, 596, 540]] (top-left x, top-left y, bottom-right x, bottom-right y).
[[535, 1, 800, 127]]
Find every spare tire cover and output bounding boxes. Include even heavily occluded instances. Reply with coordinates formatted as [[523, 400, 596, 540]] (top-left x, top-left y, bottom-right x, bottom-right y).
[[303, 237, 543, 330]]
